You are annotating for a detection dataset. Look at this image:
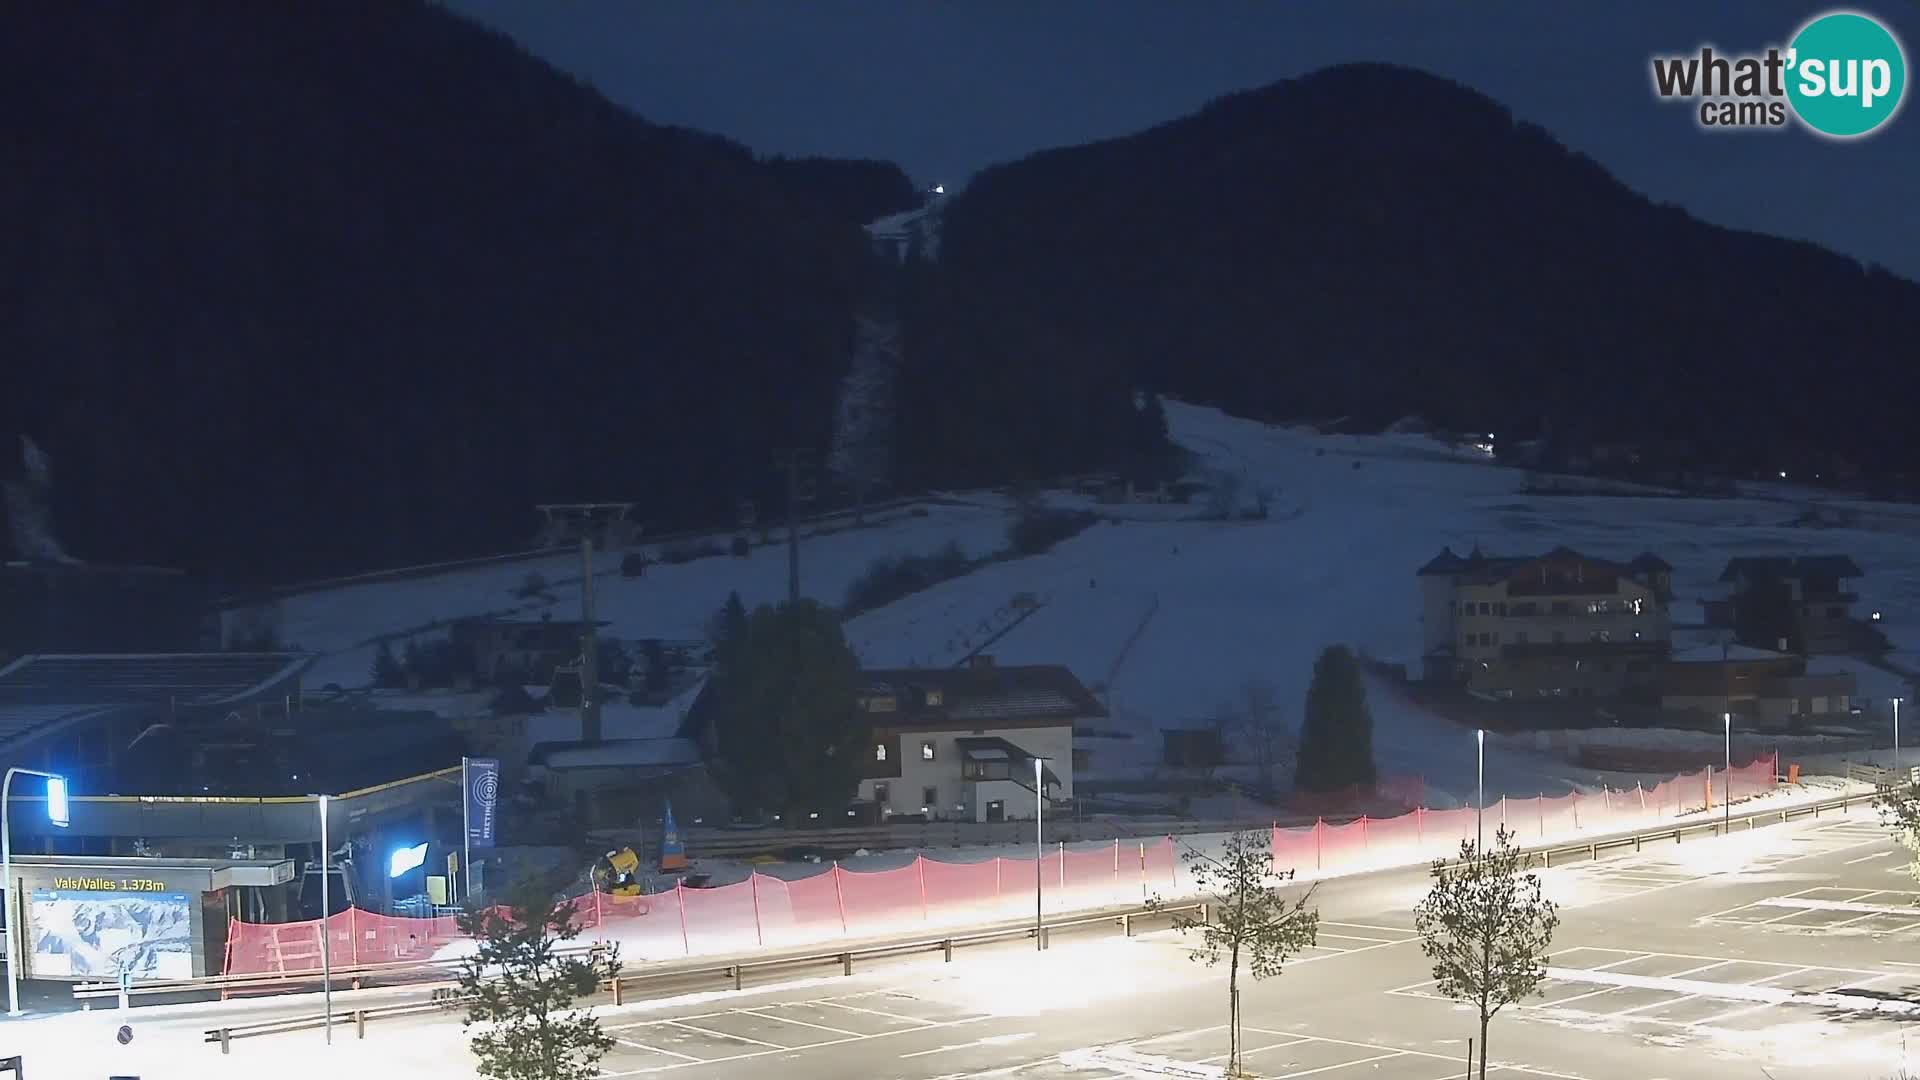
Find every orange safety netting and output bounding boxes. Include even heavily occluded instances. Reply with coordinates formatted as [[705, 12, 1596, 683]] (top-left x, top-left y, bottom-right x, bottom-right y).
[[226, 752, 1780, 976]]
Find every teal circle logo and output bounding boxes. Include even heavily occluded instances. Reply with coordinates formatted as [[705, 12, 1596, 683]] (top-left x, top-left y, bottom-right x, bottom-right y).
[[1786, 11, 1907, 138]]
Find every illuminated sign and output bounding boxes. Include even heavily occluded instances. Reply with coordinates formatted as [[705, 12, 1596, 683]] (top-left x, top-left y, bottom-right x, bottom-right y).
[[388, 842, 429, 879], [51, 877, 170, 892], [46, 775, 69, 828]]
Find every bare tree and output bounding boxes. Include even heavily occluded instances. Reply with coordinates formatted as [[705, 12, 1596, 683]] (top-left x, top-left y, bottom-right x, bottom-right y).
[[1149, 829, 1318, 1077], [1413, 826, 1559, 1080], [1874, 773, 1920, 884], [1232, 680, 1293, 799]]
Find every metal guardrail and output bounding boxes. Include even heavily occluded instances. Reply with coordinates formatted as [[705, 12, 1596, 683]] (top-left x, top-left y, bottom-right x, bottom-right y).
[[206, 995, 469, 1053], [202, 901, 1204, 1052], [1517, 786, 1877, 869]]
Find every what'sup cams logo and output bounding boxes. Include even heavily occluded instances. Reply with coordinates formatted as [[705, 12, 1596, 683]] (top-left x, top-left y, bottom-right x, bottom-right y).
[[1651, 10, 1907, 138]]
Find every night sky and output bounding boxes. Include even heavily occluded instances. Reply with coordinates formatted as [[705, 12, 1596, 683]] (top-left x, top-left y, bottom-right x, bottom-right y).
[[445, 0, 1920, 281]]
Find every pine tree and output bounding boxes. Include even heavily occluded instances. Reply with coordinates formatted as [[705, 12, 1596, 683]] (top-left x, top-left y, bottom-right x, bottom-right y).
[[710, 599, 862, 818], [709, 591, 750, 672], [457, 880, 621, 1080], [1295, 645, 1377, 793]]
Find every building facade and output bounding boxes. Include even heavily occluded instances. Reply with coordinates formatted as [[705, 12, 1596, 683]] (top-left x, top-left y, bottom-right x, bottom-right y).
[[1418, 546, 1673, 697], [1659, 643, 1855, 731], [853, 658, 1097, 822], [1712, 556, 1864, 655]]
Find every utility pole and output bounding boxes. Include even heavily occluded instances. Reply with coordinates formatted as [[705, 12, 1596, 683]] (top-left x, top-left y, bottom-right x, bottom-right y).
[[773, 450, 815, 604], [580, 535, 600, 743], [532, 503, 636, 744]]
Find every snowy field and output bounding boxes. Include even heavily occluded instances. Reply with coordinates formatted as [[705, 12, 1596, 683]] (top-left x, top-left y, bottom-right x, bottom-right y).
[[274, 400, 1918, 804]]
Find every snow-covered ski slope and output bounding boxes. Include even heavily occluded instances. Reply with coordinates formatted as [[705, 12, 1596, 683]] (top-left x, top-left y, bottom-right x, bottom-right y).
[[278, 400, 1920, 801]]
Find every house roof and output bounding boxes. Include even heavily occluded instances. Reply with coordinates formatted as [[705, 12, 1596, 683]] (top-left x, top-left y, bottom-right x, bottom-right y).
[[454, 617, 610, 630], [1719, 556, 1863, 582], [0, 651, 314, 754], [1669, 643, 1795, 663], [860, 664, 1105, 726], [953, 736, 1062, 787], [530, 737, 702, 771], [0, 652, 312, 707], [1416, 546, 1671, 588]]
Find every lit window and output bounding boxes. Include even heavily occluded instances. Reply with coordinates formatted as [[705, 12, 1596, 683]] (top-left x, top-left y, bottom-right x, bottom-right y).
[[921, 741, 936, 761], [925, 689, 944, 707], [875, 744, 887, 762]]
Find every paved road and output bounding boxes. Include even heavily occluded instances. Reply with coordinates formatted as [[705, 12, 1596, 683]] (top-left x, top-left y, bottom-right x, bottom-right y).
[[25, 805, 1919, 1078], [580, 807, 1920, 1079]]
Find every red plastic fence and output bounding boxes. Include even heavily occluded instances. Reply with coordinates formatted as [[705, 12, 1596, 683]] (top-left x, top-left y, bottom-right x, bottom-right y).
[[225, 837, 1182, 976], [225, 753, 1780, 977], [1259, 753, 1780, 878]]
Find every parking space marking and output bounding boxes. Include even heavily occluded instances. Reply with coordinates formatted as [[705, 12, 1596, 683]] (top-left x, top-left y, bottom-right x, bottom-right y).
[[814, 998, 941, 1025], [738, 1007, 864, 1038], [599, 990, 994, 1076], [1704, 886, 1920, 932], [612, 1039, 703, 1062], [1290, 921, 1421, 966], [663, 1019, 788, 1049], [1847, 850, 1897, 864], [1198, 1034, 1315, 1062], [1395, 945, 1920, 1041], [1239, 1028, 1581, 1079], [1269, 1049, 1406, 1076], [1752, 895, 1920, 917]]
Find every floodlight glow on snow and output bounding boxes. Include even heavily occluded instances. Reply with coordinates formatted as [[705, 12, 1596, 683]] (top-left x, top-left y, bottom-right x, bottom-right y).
[[45, 775, 69, 829], [388, 842, 429, 878]]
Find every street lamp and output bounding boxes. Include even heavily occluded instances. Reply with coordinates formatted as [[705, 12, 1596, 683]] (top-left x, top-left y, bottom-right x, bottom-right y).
[[1475, 729, 1485, 853], [1034, 755, 1045, 952], [317, 793, 333, 1043], [1894, 698, 1903, 779], [1723, 712, 1732, 835], [3, 768, 70, 1016]]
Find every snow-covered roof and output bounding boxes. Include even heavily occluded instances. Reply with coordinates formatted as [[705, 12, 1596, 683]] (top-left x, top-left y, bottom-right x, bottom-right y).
[[533, 738, 701, 771]]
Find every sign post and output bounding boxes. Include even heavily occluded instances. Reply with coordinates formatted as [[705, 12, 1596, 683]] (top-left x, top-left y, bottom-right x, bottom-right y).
[[464, 759, 500, 904], [3, 768, 70, 1016], [659, 801, 686, 873]]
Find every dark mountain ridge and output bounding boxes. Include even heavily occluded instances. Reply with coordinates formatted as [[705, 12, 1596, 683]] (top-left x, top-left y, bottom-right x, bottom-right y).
[[0, 2, 893, 582], [916, 62, 1918, 483]]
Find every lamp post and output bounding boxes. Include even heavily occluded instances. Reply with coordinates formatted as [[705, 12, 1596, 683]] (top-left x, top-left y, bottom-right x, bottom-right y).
[[1722, 712, 1732, 835], [3, 768, 70, 1016], [1034, 755, 1045, 952], [1894, 697, 1903, 779], [1475, 729, 1485, 853], [318, 793, 333, 1043]]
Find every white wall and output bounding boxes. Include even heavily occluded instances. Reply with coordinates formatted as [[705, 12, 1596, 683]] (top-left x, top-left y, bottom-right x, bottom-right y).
[[858, 724, 1074, 821]]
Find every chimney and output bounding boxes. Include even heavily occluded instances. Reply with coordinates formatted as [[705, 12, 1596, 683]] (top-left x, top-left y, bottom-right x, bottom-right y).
[[969, 654, 995, 670]]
